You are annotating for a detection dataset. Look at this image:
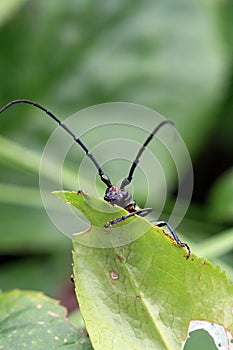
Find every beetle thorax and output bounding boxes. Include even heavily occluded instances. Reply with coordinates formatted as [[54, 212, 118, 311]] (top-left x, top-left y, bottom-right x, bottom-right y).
[[104, 185, 135, 210]]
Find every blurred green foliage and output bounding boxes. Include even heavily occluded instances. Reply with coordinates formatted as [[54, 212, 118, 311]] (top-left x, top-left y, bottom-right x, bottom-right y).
[[0, 0, 232, 311], [0, 290, 93, 349]]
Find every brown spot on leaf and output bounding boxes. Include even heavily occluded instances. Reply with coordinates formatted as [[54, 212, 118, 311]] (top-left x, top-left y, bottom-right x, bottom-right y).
[[116, 253, 124, 262], [109, 270, 119, 280]]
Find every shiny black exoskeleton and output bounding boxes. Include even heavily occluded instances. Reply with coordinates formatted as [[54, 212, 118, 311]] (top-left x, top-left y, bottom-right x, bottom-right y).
[[104, 185, 134, 210], [0, 99, 190, 258]]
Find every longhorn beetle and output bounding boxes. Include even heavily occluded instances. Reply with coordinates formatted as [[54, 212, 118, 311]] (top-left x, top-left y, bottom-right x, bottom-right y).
[[0, 99, 190, 259]]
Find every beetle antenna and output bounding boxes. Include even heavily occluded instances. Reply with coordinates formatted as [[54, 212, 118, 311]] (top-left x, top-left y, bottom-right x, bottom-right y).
[[121, 120, 176, 188], [0, 99, 112, 188]]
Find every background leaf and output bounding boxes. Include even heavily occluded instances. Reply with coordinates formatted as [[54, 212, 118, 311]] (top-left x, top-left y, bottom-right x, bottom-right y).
[[0, 0, 29, 27], [206, 167, 233, 224], [0, 290, 93, 349]]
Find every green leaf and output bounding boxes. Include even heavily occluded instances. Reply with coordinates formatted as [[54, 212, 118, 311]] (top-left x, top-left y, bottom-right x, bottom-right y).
[[0, 182, 42, 208], [0, 204, 70, 254], [0, 290, 93, 349], [0, 0, 29, 27], [55, 191, 233, 350], [0, 254, 72, 296], [206, 167, 233, 224], [197, 228, 233, 260], [0, 135, 75, 187]]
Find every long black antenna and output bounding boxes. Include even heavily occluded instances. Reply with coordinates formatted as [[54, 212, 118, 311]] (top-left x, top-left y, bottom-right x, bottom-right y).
[[0, 99, 112, 188], [121, 120, 175, 188]]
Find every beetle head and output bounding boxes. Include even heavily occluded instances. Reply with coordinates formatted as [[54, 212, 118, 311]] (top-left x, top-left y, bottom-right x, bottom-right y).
[[104, 185, 133, 209]]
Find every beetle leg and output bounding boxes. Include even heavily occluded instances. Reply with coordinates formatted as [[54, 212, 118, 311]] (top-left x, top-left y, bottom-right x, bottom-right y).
[[154, 220, 190, 259], [104, 207, 152, 228]]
